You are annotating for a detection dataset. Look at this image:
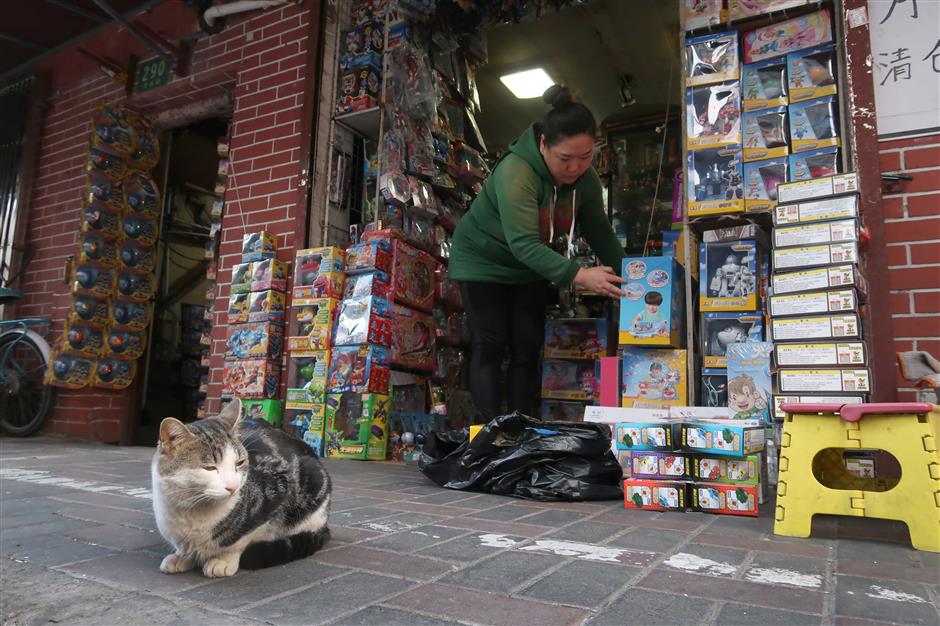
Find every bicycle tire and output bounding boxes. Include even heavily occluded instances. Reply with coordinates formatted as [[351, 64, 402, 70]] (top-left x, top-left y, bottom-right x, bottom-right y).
[[0, 330, 54, 436]]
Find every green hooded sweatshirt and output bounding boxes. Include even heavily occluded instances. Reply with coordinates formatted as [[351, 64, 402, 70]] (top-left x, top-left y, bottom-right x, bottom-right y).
[[449, 124, 624, 287]]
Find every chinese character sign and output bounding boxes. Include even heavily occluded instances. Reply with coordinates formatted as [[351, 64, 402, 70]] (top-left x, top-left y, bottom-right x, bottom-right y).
[[869, 0, 940, 137]]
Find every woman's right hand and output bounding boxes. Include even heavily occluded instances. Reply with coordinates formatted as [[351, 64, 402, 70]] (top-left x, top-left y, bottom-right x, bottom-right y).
[[573, 266, 627, 299]]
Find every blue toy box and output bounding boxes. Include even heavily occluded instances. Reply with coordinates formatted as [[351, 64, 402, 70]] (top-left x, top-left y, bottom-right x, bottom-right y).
[[620, 348, 688, 408], [680, 419, 766, 457], [743, 106, 789, 162], [789, 95, 840, 153], [613, 419, 679, 452], [741, 57, 788, 111], [726, 342, 774, 423], [701, 312, 765, 368], [699, 239, 759, 311], [788, 147, 840, 181], [619, 256, 684, 347]]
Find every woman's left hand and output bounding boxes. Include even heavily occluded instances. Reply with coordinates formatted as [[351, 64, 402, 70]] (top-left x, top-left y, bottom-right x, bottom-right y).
[[572, 266, 627, 299]]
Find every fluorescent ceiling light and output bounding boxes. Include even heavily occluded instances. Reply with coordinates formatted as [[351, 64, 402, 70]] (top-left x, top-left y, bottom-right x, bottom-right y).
[[500, 68, 555, 99]]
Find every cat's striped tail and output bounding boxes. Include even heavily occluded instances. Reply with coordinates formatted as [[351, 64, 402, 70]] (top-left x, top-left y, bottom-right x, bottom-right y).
[[239, 526, 330, 570]]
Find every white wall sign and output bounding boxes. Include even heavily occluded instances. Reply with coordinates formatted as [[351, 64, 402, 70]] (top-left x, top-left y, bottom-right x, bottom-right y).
[[868, 0, 940, 138]]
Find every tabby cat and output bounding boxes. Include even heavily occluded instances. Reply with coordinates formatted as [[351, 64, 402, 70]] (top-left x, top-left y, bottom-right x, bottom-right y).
[[151, 399, 331, 577]]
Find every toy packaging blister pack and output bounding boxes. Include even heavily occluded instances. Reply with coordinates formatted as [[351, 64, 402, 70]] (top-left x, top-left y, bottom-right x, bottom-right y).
[[544, 318, 608, 359], [542, 359, 601, 402], [79, 233, 118, 268], [122, 214, 159, 247], [788, 44, 837, 103], [46, 352, 95, 389], [681, 418, 766, 456], [788, 147, 840, 181], [726, 342, 774, 422], [104, 328, 146, 360], [686, 82, 742, 150], [72, 263, 115, 298], [620, 349, 688, 408], [699, 240, 759, 311], [789, 96, 840, 152], [685, 31, 740, 87], [116, 271, 155, 303], [344, 271, 392, 300], [775, 341, 867, 367], [690, 482, 759, 516], [230, 262, 253, 294], [777, 368, 871, 393], [744, 157, 788, 213], [86, 174, 125, 213], [687, 146, 745, 216], [702, 312, 765, 368], [741, 58, 788, 111], [613, 419, 677, 452], [772, 194, 858, 227], [774, 218, 857, 248], [325, 392, 390, 460], [293, 247, 345, 299], [334, 295, 392, 347], [63, 323, 105, 359], [391, 239, 438, 312], [225, 322, 284, 361], [629, 451, 692, 480], [70, 294, 110, 329], [328, 344, 390, 394], [82, 205, 121, 241], [691, 454, 761, 485], [346, 240, 392, 274], [93, 358, 137, 390], [123, 170, 161, 218], [242, 231, 277, 262], [119, 241, 157, 275], [286, 350, 331, 407], [111, 299, 151, 330], [251, 259, 289, 293], [701, 368, 728, 407], [624, 479, 687, 512], [770, 313, 861, 342], [223, 358, 281, 399], [769, 288, 858, 317], [391, 304, 436, 372], [683, 0, 723, 31], [742, 8, 833, 63], [90, 106, 134, 157], [248, 290, 286, 323], [619, 257, 684, 347], [742, 107, 789, 161], [287, 297, 339, 351]]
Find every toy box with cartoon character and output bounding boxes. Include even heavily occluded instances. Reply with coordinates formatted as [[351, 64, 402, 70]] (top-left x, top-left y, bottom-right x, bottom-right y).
[[702, 312, 765, 368], [683, 0, 723, 30], [334, 296, 392, 347], [690, 482, 759, 516], [287, 297, 339, 351], [686, 146, 745, 216], [743, 8, 833, 64], [691, 454, 760, 485], [770, 313, 860, 342], [701, 369, 728, 407], [542, 359, 601, 402], [325, 392, 390, 460], [391, 239, 439, 312], [620, 348, 688, 408], [685, 31, 739, 87], [223, 358, 281, 399], [741, 57, 788, 111], [769, 288, 858, 318], [248, 290, 286, 323], [231, 262, 253, 294], [285, 349, 331, 407], [251, 259, 288, 293], [699, 239, 759, 311], [788, 147, 840, 182], [777, 368, 871, 393], [335, 60, 382, 115], [613, 418, 678, 452], [225, 321, 284, 361], [623, 479, 688, 512], [293, 247, 345, 299], [686, 81, 741, 150], [789, 95, 840, 152], [629, 451, 691, 480], [346, 240, 391, 274], [681, 419, 766, 457], [726, 342, 773, 422], [93, 358, 137, 390], [772, 241, 858, 271], [228, 293, 250, 324], [391, 304, 436, 372], [293, 405, 328, 456], [328, 344, 390, 394], [241, 399, 284, 428], [743, 107, 789, 162], [788, 44, 837, 103], [344, 271, 392, 299], [242, 231, 276, 262], [545, 318, 608, 359], [744, 157, 788, 213], [619, 257, 684, 347]]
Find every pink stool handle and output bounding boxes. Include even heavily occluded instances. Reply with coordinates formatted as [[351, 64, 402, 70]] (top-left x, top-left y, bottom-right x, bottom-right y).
[[780, 402, 934, 422]]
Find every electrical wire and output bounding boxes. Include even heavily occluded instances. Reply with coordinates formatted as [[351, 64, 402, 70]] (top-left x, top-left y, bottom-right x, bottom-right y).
[[168, 245, 208, 263], [642, 48, 675, 258]]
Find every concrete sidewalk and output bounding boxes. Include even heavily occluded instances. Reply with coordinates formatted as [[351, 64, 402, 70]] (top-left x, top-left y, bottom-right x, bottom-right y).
[[1, 437, 937, 626]]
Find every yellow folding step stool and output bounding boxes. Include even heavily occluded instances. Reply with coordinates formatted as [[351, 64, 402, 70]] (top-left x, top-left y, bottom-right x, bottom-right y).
[[775, 402, 940, 552]]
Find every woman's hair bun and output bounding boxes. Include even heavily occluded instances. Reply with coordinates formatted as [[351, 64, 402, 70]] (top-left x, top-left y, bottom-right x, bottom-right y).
[[543, 84, 575, 108]]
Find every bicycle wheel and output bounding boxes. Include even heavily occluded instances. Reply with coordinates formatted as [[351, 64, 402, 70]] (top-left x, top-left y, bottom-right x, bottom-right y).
[[0, 330, 54, 436]]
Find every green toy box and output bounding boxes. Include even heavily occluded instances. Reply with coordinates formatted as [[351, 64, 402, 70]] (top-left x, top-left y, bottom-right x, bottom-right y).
[[241, 399, 283, 428], [325, 392, 389, 460]]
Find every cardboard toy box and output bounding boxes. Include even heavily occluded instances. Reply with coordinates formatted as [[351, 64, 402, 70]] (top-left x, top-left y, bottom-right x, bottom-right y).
[[287, 406, 328, 456], [730, 0, 811, 21], [775, 342, 867, 367], [230, 262, 253, 295], [623, 479, 688, 512], [287, 297, 340, 351], [744, 157, 788, 213], [344, 270, 392, 300], [741, 57, 788, 112], [787, 44, 838, 103], [225, 322, 284, 361], [686, 146, 745, 216], [328, 344, 390, 394], [335, 61, 382, 115], [701, 312, 765, 368], [285, 349, 331, 408], [726, 342, 774, 423], [701, 369, 728, 407], [773, 218, 857, 248], [683, 0, 724, 31], [690, 482, 759, 516], [743, 107, 789, 162], [742, 8, 832, 64], [770, 313, 861, 342], [251, 259, 289, 293], [788, 147, 840, 182], [691, 454, 761, 485], [629, 451, 691, 480], [680, 419, 766, 457], [619, 257, 684, 347], [620, 348, 688, 408], [541, 399, 589, 421], [223, 358, 281, 399], [686, 81, 742, 151], [772, 264, 866, 296], [248, 290, 287, 323], [228, 292, 250, 324], [776, 172, 858, 205], [242, 231, 277, 262], [241, 399, 283, 428], [391, 304, 436, 372], [613, 419, 678, 452], [333, 295, 392, 347], [292, 247, 345, 299], [773, 242, 858, 271], [685, 31, 739, 87], [789, 95, 841, 153], [772, 393, 865, 420], [699, 240, 759, 311], [545, 318, 608, 359], [541, 359, 600, 402], [325, 392, 390, 460], [391, 239, 439, 313], [346, 239, 392, 275], [777, 368, 871, 393]]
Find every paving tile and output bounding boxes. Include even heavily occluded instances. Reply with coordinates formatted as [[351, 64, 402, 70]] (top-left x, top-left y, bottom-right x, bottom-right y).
[[587, 588, 711, 626], [834, 575, 939, 626], [364, 525, 468, 553], [919, 551, 940, 570], [435, 516, 550, 539], [707, 512, 777, 538], [608, 527, 691, 553], [0, 517, 101, 542], [411, 490, 491, 506], [54, 505, 154, 525], [716, 602, 823, 625], [512, 500, 607, 514], [386, 582, 589, 626], [439, 494, 518, 510], [743, 552, 828, 589], [331, 605, 464, 626], [49, 491, 153, 510], [243, 571, 416, 625], [592, 510, 707, 532], [517, 559, 638, 608], [1, 533, 118, 567], [330, 506, 400, 527], [695, 531, 832, 558], [638, 569, 825, 613], [665, 543, 750, 569], [836, 539, 920, 566], [417, 533, 526, 563], [330, 497, 396, 512], [313, 545, 456, 580], [470, 504, 545, 522], [545, 522, 626, 544], [1, 497, 66, 518], [384, 501, 475, 517], [57, 551, 211, 594], [834, 518, 914, 544], [512, 509, 590, 528], [329, 526, 382, 544], [64, 522, 166, 551], [438, 551, 562, 593], [351, 512, 447, 534], [834, 617, 903, 626]]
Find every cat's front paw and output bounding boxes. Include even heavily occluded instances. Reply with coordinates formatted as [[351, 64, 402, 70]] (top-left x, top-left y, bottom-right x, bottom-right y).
[[160, 553, 194, 574], [203, 555, 239, 578]]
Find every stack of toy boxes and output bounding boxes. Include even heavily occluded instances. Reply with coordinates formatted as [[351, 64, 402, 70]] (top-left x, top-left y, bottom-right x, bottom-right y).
[[324, 239, 394, 460], [284, 247, 345, 455], [769, 172, 870, 418], [222, 232, 285, 410], [541, 318, 607, 416], [336, 0, 385, 115]]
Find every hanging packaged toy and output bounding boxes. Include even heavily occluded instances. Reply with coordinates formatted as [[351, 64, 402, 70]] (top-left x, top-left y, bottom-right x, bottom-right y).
[[726, 342, 774, 423], [293, 247, 345, 299], [46, 351, 94, 389], [687, 146, 745, 216], [224, 359, 281, 399], [788, 45, 837, 103], [90, 106, 133, 156], [121, 214, 159, 247], [333, 295, 392, 346], [686, 31, 740, 87], [126, 112, 160, 170], [70, 294, 110, 328], [789, 95, 840, 152], [729, 0, 810, 20], [93, 357, 136, 389], [251, 258, 288, 292], [434, 346, 464, 382], [391, 303, 436, 372], [346, 240, 392, 274], [328, 345, 390, 394], [744, 157, 788, 212], [391, 239, 438, 312], [63, 323, 105, 359], [87, 174, 125, 213], [406, 124, 436, 179], [702, 312, 765, 368], [72, 263, 114, 298], [231, 262, 253, 295], [105, 328, 147, 360], [743, 9, 833, 63], [116, 271, 155, 302], [82, 205, 121, 241], [741, 58, 788, 111], [699, 239, 759, 311], [79, 233, 118, 268], [123, 170, 160, 218], [788, 147, 840, 181], [286, 350, 331, 406], [686, 82, 741, 150], [111, 299, 151, 330], [742, 106, 788, 161], [402, 211, 436, 252], [86, 147, 126, 182], [287, 297, 339, 351], [119, 241, 157, 274], [379, 172, 412, 206], [409, 177, 435, 213], [541, 359, 601, 402], [683, 0, 724, 31]]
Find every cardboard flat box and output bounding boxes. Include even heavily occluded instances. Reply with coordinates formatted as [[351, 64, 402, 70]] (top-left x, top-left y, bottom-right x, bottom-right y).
[[773, 219, 858, 248], [680, 419, 766, 457], [628, 451, 691, 479], [773, 191, 858, 224], [772, 241, 858, 271], [623, 479, 688, 512], [770, 314, 860, 342], [777, 368, 871, 393], [772, 394, 866, 420], [775, 342, 867, 367], [769, 289, 858, 317], [690, 482, 759, 516], [771, 264, 865, 296]]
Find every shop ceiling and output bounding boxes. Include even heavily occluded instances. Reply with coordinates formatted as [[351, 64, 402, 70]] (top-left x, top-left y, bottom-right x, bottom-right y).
[[476, 0, 681, 149]]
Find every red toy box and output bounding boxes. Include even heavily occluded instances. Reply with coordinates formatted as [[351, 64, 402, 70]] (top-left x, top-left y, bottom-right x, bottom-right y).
[[391, 303, 436, 372], [391, 240, 439, 312], [224, 358, 281, 399]]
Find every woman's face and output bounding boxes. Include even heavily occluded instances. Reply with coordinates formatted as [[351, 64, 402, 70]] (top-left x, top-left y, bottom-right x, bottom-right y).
[[540, 133, 594, 186]]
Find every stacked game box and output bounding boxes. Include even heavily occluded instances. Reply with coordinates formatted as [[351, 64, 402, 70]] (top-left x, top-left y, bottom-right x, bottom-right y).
[[541, 318, 607, 418]]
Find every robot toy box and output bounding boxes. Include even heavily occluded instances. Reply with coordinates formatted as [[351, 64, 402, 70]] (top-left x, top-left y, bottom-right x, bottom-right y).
[[228, 293, 250, 324], [545, 318, 608, 360], [613, 418, 678, 452], [391, 304, 436, 372], [242, 231, 276, 263], [288, 297, 339, 351], [251, 259, 288, 293], [777, 368, 871, 393], [788, 147, 840, 182], [241, 399, 283, 428], [225, 321, 284, 361], [248, 290, 286, 323], [290, 405, 328, 456], [741, 57, 789, 111], [223, 358, 281, 399], [346, 239, 391, 275], [744, 157, 788, 213], [690, 482, 759, 516], [685, 31, 739, 87], [743, 107, 789, 162], [787, 44, 837, 103], [344, 270, 392, 300], [293, 247, 345, 300], [542, 359, 601, 402], [699, 239, 759, 311], [325, 392, 390, 461], [619, 257, 684, 347], [336, 61, 382, 115], [769, 288, 858, 318], [702, 312, 765, 368], [230, 262, 253, 295], [285, 349, 331, 408], [789, 95, 840, 153], [742, 8, 833, 64], [334, 295, 392, 347], [620, 348, 688, 408], [691, 454, 761, 486], [686, 81, 742, 151], [700, 369, 728, 408], [623, 479, 687, 512], [328, 344, 390, 394], [687, 146, 745, 216], [391, 239, 439, 313], [680, 418, 766, 457], [726, 342, 774, 422], [628, 451, 692, 480]]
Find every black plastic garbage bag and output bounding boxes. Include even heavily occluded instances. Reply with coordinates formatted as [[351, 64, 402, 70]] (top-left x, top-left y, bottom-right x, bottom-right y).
[[419, 412, 623, 501]]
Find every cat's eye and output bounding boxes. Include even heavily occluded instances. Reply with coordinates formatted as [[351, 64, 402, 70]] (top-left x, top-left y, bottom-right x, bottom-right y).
[[202, 465, 217, 471], [236, 459, 246, 467]]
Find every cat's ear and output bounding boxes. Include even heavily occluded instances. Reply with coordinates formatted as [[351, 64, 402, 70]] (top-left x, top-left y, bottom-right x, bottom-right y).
[[159, 418, 192, 452], [216, 398, 242, 431]]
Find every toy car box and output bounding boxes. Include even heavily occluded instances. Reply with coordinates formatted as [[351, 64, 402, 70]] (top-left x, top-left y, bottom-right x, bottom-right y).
[[726, 342, 774, 422], [248, 289, 287, 323], [545, 318, 608, 359], [391, 239, 439, 312], [629, 451, 691, 480], [328, 344, 390, 394], [690, 454, 761, 486], [287, 297, 340, 351], [777, 368, 871, 393], [286, 349, 331, 407], [772, 393, 865, 420], [769, 288, 858, 318], [775, 341, 867, 367], [230, 262, 253, 295], [228, 292, 250, 324], [686, 81, 742, 150], [391, 304, 436, 372], [690, 482, 759, 516], [743, 157, 788, 213], [333, 295, 392, 347], [292, 247, 345, 299], [542, 359, 601, 402], [699, 239, 759, 311], [770, 313, 861, 342], [700, 368, 728, 407], [685, 31, 739, 87], [741, 57, 789, 111], [773, 218, 857, 248], [620, 348, 688, 408], [701, 312, 765, 368], [680, 419, 766, 457], [687, 146, 745, 217], [619, 257, 685, 347], [613, 419, 678, 452], [788, 147, 840, 182], [743, 107, 789, 162], [772, 264, 866, 296], [242, 230, 277, 262], [325, 392, 390, 460], [251, 258, 289, 293], [225, 321, 284, 361], [344, 270, 392, 299], [241, 399, 284, 428], [223, 358, 281, 399], [624, 479, 688, 512], [346, 239, 391, 275], [788, 44, 837, 103], [789, 95, 840, 153]]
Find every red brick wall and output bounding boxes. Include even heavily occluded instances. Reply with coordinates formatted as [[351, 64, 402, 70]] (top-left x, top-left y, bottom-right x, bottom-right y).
[[16, 1, 314, 442], [879, 134, 940, 401]]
